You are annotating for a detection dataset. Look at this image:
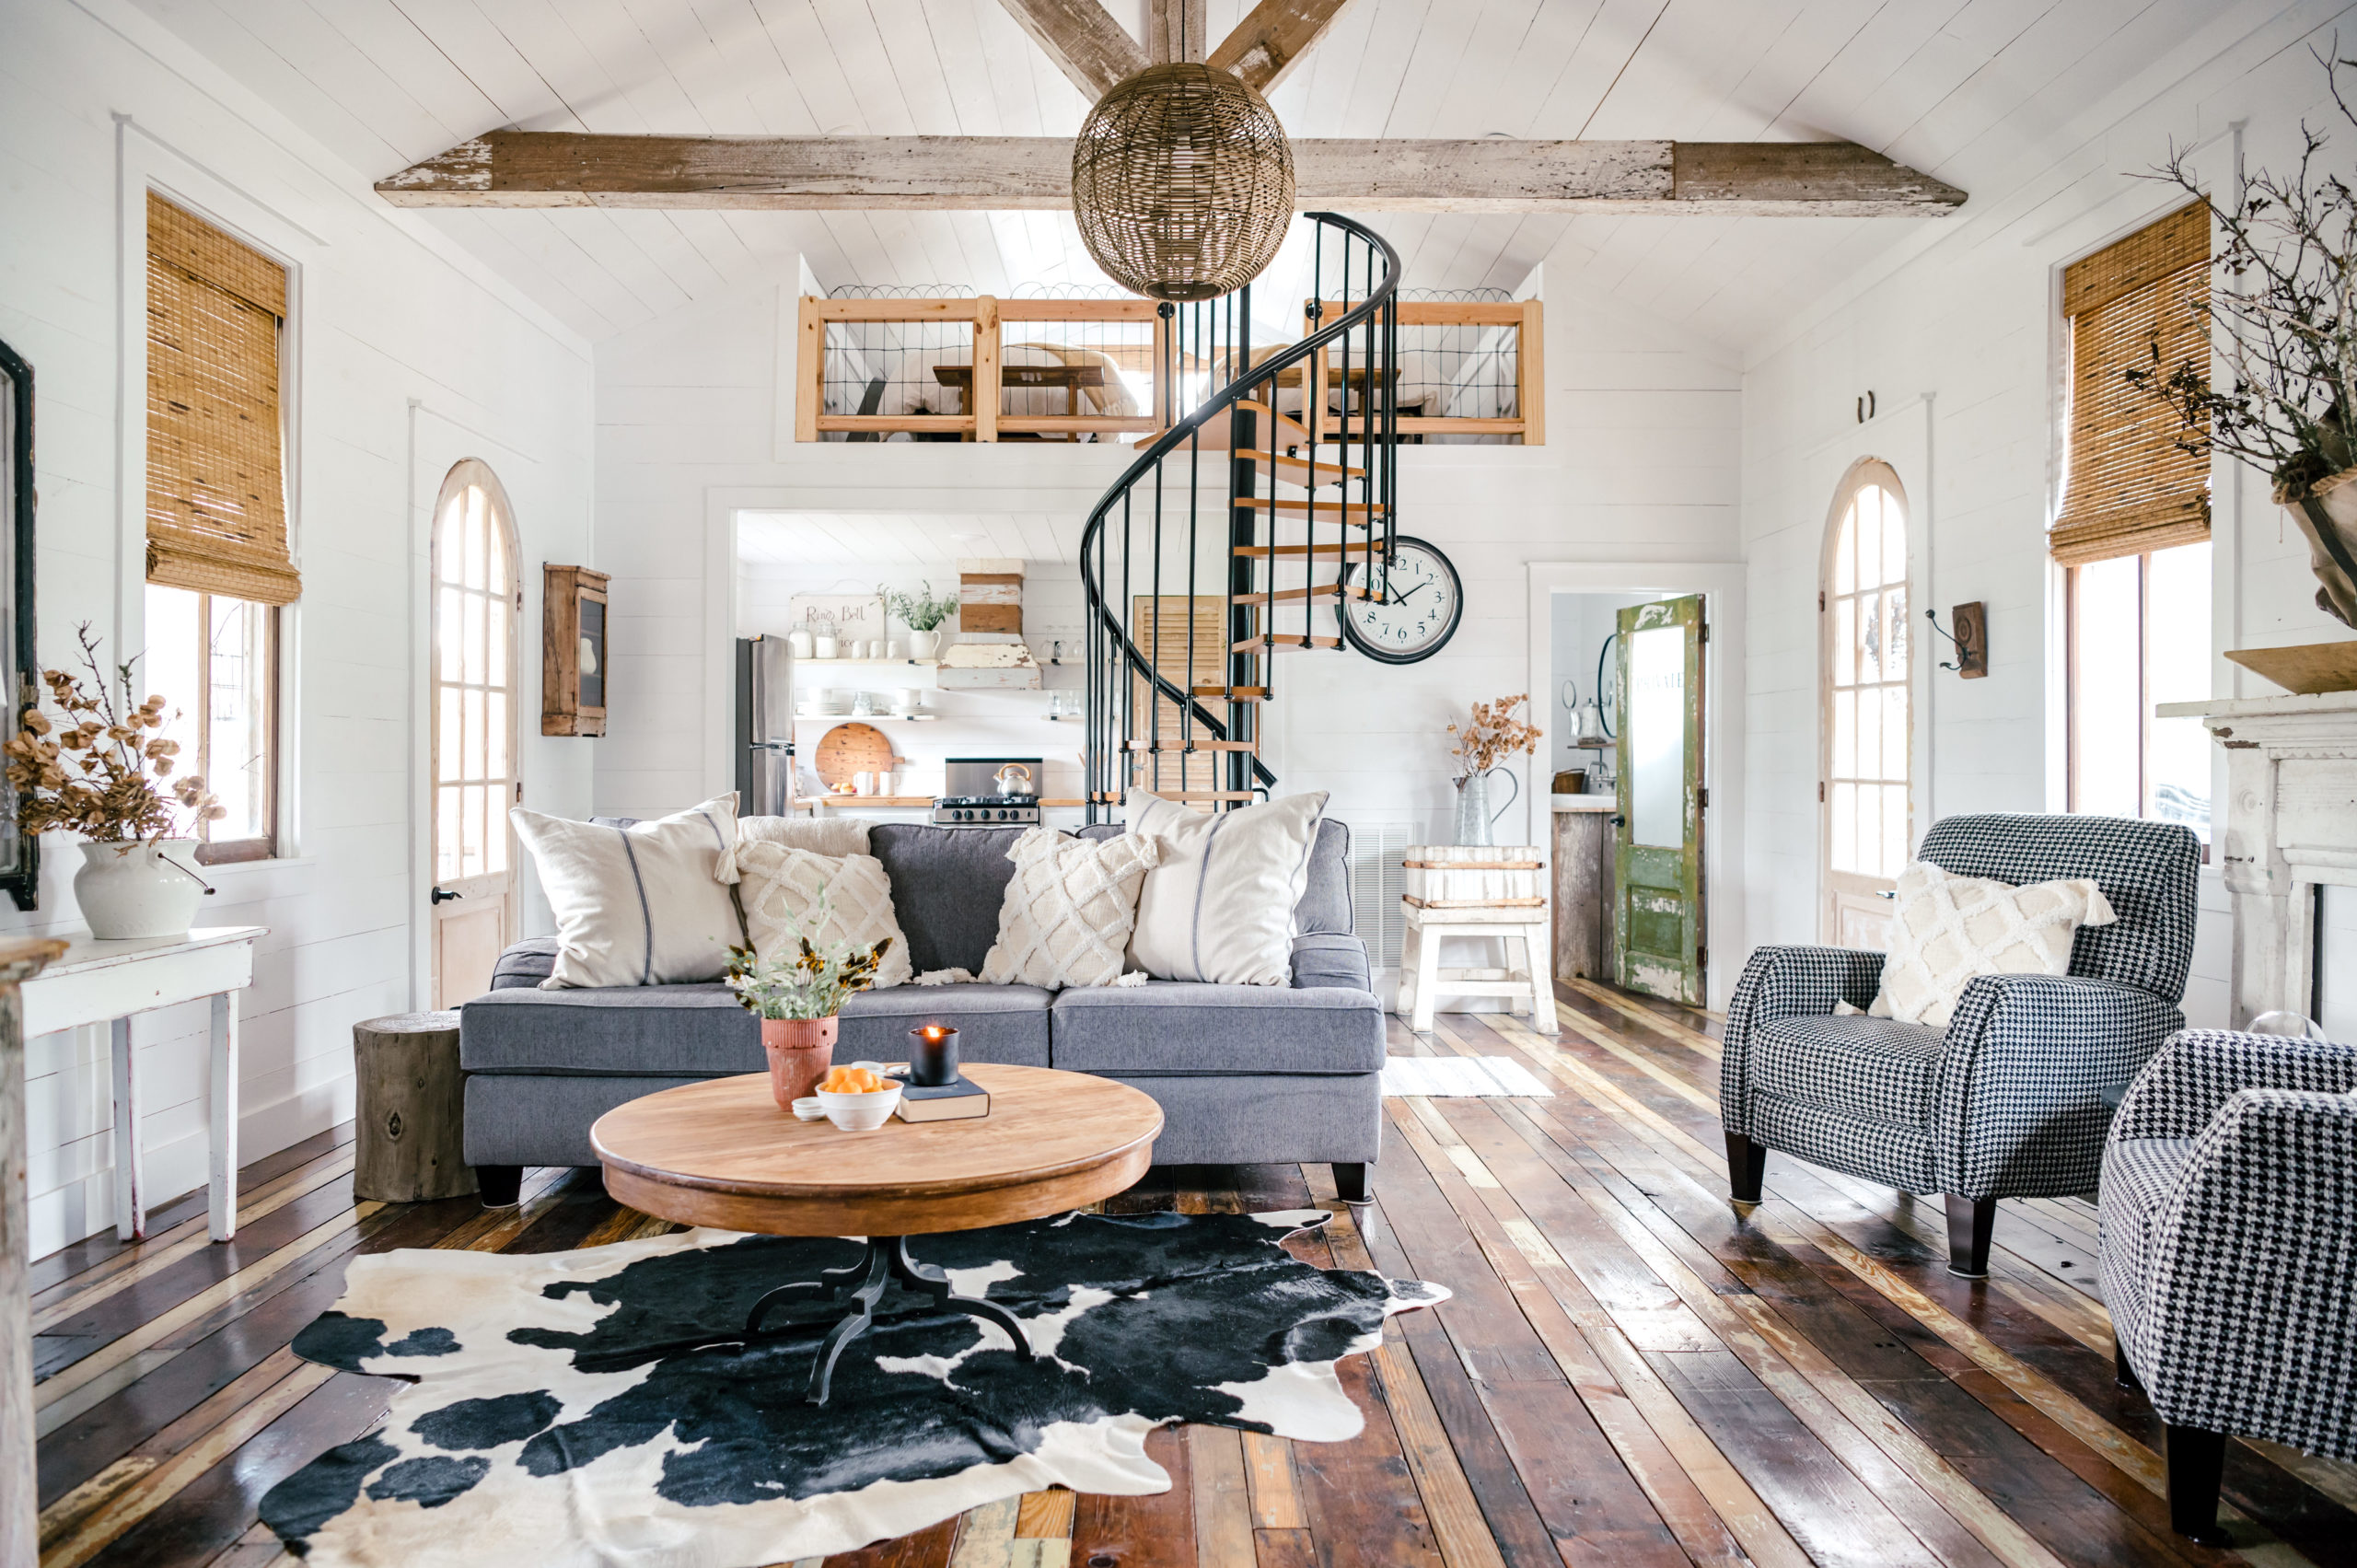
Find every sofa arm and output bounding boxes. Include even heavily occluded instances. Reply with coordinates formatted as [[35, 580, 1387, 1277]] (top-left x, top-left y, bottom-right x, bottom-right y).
[[2114, 1028, 2357, 1142], [2140, 1087, 2357, 1448], [1721, 946, 1887, 1135], [490, 935, 560, 991], [1932, 973, 2181, 1197], [1293, 933, 1371, 992]]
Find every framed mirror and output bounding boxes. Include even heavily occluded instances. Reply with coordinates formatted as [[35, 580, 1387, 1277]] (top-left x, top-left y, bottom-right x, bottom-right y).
[[0, 337, 37, 910]]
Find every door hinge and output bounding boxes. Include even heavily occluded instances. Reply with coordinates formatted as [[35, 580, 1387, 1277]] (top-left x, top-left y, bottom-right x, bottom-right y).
[[1818, 589, 1827, 612], [516, 781, 524, 803], [1698, 945, 1708, 968], [1817, 781, 1826, 803], [1697, 786, 1708, 809], [1697, 622, 1708, 645]]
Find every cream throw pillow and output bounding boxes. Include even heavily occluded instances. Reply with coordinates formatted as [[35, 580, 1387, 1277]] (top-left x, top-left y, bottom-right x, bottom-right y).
[[716, 815, 870, 880], [735, 842, 911, 990], [1126, 790, 1328, 986], [511, 795, 743, 988], [981, 829, 1162, 989], [1869, 860, 2119, 1028]]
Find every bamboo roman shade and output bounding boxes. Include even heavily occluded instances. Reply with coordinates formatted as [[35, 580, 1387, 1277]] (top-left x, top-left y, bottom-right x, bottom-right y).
[[2050, 202, 2211, 566], [146, 193, 300, 605]]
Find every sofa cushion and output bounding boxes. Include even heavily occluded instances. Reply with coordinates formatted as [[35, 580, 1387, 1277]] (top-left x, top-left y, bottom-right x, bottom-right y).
[[1298, 819, 1353, 935], [462, 983, 761, 1076], [1751, 1013, 1945, 1128], [867, 823, 1029, 975], [837, 983, 1052, 1068], [492, 935, 560, 990], [1049, 981, 1384, 1075]]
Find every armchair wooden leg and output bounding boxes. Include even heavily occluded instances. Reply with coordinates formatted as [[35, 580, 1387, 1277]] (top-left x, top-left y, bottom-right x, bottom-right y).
[[2114, 1340, 2142, 1392], [1944, 1195, 1995, 1278], [1725, 1132, 1767, 1203], [2165, 1423, 2231, 1545]]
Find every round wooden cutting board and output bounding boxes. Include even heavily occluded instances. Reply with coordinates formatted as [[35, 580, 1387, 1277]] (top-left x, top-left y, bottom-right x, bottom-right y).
[[814, 721, 895, 790]]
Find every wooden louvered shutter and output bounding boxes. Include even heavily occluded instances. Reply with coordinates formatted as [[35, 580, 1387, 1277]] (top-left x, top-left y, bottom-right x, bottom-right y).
[[2050, 203, 2211, 566], [146, 193, 300, 605]]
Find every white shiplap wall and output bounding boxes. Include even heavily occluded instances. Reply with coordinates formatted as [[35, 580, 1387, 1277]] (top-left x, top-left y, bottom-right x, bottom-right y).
[[4, 0, 596, 1254], [594, 244, 1746, 991], [1738, 6, 2357, 1029]]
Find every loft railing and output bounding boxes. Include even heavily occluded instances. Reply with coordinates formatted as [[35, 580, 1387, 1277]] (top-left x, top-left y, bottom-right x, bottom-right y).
[[1079, 214, 1405, 819]]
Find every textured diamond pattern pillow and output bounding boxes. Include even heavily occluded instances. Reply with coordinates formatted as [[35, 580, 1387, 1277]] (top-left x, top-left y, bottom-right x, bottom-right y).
[[1871, 859, 2119, 1028], [735, 842, 912, 990], [981, 829, 1162, 989]]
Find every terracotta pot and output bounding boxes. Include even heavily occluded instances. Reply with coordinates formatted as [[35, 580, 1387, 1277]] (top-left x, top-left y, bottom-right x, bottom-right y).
[[761, 1016, 838, 1109]]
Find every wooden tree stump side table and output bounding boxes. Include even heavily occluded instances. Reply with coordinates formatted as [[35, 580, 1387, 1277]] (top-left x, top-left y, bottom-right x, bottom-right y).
[[1398, 845, 1560, 1036], [353, 1012, 477, 1202]]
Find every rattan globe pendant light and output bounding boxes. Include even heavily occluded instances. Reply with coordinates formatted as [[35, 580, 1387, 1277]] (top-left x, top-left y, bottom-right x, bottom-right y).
[[1071, 41, 1295, 302]]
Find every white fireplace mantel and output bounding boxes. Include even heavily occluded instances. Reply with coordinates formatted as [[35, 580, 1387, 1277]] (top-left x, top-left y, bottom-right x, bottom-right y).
[[2158, 690, 2357, 1027]]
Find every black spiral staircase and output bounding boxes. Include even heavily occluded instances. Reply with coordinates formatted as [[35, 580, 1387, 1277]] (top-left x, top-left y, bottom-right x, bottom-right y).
[[1081, 214, 1402, 820]]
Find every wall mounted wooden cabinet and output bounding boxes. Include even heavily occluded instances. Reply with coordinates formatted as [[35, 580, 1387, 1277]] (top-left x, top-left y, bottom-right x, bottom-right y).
[[542, 564, 608, 737]]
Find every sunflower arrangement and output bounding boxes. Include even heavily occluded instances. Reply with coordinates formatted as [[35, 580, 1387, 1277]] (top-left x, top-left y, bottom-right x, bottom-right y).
[[724, 887, 894, 1020], [4, 624, 221, 842], [1446, 693, 1542, 781]]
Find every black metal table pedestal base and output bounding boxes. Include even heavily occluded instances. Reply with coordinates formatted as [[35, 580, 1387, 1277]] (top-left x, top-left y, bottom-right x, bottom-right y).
[[738, 1235, 1037, 1405]]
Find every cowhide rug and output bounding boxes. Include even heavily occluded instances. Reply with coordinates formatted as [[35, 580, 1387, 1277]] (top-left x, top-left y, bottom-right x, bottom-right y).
[[261, 1209, 1446, 1567]]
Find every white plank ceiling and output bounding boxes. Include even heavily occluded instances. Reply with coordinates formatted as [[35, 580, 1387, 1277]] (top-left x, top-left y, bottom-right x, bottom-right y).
[[131, 0, 2314, 351]]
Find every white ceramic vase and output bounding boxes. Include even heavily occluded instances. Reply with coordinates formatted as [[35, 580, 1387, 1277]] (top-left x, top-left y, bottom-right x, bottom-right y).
[[75, 838, 205, 940], [908, 629, 941, 659]]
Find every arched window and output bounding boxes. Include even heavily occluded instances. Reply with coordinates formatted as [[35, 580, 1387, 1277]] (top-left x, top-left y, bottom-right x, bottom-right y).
[[429, 460, 521, 1006], [1822, 460, 1910, 947]]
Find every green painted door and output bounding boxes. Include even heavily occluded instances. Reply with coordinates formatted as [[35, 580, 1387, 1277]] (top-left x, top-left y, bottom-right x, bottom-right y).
[[1613, 595, 1706, 1005]]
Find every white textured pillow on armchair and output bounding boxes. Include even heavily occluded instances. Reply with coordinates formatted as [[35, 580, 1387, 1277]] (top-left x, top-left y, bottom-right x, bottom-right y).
[[1869, 859, 2119, 1028], [981, 829, 1162, 989], [734, 842, 911, 989], [1126, 789, 1328, 985], [510, 795, 742, 988]]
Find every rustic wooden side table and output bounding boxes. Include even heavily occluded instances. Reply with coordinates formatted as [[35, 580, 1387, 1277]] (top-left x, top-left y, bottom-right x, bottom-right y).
[[353, 1011, 477, 1202]]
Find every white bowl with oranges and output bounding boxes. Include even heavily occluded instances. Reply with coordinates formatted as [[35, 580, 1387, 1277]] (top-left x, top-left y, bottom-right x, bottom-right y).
[[804, 1061, 902, 1131]]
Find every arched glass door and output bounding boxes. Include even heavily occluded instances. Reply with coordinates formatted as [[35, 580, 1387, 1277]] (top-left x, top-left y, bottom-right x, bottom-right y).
[[1822, 461, 1910, 948], [430, 460, 520, 1006]]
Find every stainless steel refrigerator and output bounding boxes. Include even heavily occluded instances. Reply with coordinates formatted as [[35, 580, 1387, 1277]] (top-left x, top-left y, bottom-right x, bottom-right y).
[[735, 635, 795, 815]]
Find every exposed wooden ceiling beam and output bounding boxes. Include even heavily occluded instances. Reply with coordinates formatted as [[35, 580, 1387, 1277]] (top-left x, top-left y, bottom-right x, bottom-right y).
[[1208, 0, 1357, 94], [1148, 0, 1206, 64], [375, 133, 1968, 216], [992, 0, 1147, 99]]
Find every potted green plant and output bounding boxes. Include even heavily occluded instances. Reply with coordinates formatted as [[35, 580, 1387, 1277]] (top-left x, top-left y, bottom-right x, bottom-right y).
[[887, 581, 958, 659], [4, 625, 223, 939], [724, 889, 894, 1108], [2133, 57, 2357, 626]]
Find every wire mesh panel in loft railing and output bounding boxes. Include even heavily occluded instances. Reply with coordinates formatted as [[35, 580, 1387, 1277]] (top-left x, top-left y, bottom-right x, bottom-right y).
[[994, 301, 1160, 443], [1303, 292, 1539, 447], [816, 308, 978, 443]]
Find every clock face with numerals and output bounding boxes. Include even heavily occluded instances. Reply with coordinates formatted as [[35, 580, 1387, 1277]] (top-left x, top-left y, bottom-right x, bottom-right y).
[[1336, 536, 1463, 665]]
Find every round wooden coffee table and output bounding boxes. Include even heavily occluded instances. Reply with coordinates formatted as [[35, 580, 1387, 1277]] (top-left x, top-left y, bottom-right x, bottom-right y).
[[591, 1063, 1163, 1403]]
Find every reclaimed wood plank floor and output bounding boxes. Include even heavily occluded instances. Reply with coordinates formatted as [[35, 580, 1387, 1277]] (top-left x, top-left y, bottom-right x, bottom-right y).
[[29, 983, 2357, 1567]]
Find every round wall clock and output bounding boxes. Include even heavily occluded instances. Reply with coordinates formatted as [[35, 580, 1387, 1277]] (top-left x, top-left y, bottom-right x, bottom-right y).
[[1335, 535, 1463, 664]]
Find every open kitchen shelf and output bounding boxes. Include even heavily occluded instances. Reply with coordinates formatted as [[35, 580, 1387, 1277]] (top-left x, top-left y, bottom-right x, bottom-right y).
[[795, 796, 1088, 810]]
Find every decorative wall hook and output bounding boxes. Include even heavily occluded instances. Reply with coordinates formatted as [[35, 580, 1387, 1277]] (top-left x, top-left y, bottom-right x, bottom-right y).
[[1855, 389, 1877, 424], [1924, 602, 1987, 679]]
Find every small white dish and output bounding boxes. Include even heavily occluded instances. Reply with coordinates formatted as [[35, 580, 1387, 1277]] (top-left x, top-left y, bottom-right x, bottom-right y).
[[791, 1096, 828, 1122], [817, 1081, 901, 1132]]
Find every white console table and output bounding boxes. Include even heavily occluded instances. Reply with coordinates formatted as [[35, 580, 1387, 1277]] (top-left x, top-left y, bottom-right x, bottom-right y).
[[22, 926, 266, 1243]]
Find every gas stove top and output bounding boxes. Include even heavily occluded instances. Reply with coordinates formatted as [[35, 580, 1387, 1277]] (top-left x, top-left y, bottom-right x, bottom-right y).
[[932, 796, 1041, 826]]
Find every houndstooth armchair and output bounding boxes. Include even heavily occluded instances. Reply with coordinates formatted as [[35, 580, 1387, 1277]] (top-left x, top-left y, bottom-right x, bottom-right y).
[[1720, 814, 2201, 1275], [2102, 1028, 2357, 1541]]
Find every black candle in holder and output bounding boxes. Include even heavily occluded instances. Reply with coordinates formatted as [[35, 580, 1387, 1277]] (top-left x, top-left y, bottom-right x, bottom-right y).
[[909, 1025, 960, 1088]]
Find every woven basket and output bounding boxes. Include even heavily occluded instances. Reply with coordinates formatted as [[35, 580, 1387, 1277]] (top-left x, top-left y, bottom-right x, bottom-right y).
[[1072, 63, 1295, 303]]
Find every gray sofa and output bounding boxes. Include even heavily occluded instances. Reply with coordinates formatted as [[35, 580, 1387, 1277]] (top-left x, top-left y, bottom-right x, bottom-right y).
[[460, 819, 1384, 1206]]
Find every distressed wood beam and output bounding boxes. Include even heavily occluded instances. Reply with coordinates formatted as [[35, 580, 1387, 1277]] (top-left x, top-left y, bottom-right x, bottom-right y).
[[1149, 0, 1206, 63], [993, 0, 1147, 99], [1208, 0, 1356, 94], [375, 133, 1968, 216]]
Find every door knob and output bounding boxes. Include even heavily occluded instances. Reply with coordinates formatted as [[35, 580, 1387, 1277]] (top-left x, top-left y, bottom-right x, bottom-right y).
[[431, 887, 464, 905], [1610, 814, 1626, 827]]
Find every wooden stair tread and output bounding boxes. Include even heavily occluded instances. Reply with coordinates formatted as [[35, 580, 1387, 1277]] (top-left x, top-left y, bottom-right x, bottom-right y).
[[1234, 498, 1385, 517], [1245, 451, 1364, 485], [1235, 543, 1385, 557], [1123, 738, 1257, 753], [1149, 791, 1258, 801], [1190, 685, 1271, 701], [1232, 634, 1344, 651], [1229, 586, 1369, 604]]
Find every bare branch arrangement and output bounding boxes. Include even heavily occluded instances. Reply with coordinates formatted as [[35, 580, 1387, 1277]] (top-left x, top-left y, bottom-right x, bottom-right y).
[[1447, 694, 1541, 781], [2133, 56, 2357, 491], [3, 624, 221, 843]]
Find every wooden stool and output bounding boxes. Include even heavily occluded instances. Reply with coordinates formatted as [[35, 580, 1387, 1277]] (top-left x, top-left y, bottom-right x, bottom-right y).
[[354, 1012, 478, 1202], [1398, 845, 1558, 1036]]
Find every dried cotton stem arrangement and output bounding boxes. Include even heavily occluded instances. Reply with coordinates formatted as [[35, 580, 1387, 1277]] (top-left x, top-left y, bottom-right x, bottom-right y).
[[1447, 694, 1542, 781], [4, 623, 221, 842]]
